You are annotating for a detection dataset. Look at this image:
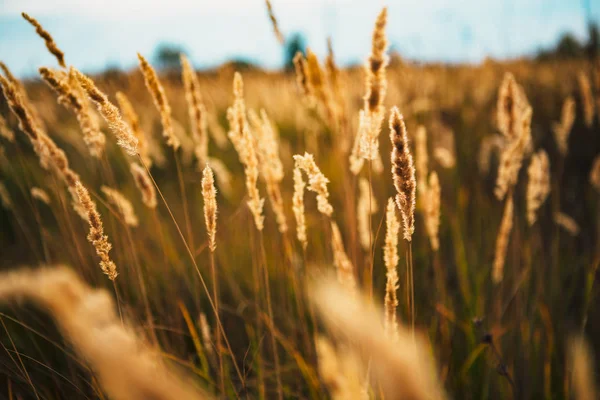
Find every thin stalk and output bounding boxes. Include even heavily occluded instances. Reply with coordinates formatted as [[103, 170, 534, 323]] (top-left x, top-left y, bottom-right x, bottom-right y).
[[137, 154, 245, 389], [210, 250, 225, 396], [258, 230, 283, 400], [174, 149, 194, 252]]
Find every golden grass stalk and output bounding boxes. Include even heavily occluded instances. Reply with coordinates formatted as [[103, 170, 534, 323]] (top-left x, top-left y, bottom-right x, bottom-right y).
[[497, 72, 529, 141], [568, 336, 597, 400], [554, 212, 580, 236], [71, 67, 138, 155], [389, 107, 416, 241], [293, 52, 314, 106], [202, 165, 218, 252], [21, 13, 66, 68], [265, 0, 285, 45], [526, 150, 550, 226], [425, 171, 441, 252], [227, 72, 265, 230], [39, 67, 106, 157], [357, 177, 377, 250], [0, 62, 45, 133], [495, 106, 532, 200], [31, 187, 51, 205], [0, 114, 15, 142], [578, 72, 595, 128], [433, 147, 456, 169], [0, 182, 12, 210], [294, 152, 334, 217], [552, 96, 575, 155], [137, 53, 180, 149], [492, 194, 514, 284], [0, 74, 41, 142], [181, 55, 209, 164], [130, 162, 157, 209], [331, 221, 356, 290], [305, 48, 334, 124], [590, 155, 600, 192], [249, 109, 288, 233], [101, 186, 139, 227], [349, 110, 368, 174], [116, 92, 151, 165], [75, 181, 118, 280], [358, 7, 388, 164], [315, 335, 367, 400], [312, 278, 447, 400], [415, 125, 428, 198], [293, 166, 308, 249], [0, 267, 206, 400], [0, 73, 86, 217], [383, 198, 400, 339]]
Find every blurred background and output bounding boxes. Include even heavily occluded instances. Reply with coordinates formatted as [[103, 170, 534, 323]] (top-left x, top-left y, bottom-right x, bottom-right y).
[[1, 0, 600, 76]]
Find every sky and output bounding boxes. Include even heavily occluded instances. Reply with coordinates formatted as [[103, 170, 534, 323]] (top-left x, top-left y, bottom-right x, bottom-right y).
[[0, 0, 599, 77]]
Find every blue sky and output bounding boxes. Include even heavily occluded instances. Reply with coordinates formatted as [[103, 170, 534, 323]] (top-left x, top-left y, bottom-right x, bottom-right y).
[[0, 0, 598, 77]]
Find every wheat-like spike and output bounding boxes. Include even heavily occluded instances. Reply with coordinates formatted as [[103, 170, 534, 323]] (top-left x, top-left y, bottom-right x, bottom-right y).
[[315, 335, 367, 400], [202, 165, 218, 252], [357, 177, 377, 250], [137, 53, 180, 150], [71, 68, 138, 156], [181, 55, 209, 164], [101, 186, 139, 227], [75, 181, 118, 281], [578, 72, 595, 128], [293, 52, 314, 106], [331, 221, 356, 290], [495, 105, 532, 200], [492, 194, 514, 284], [526, 150, 550, 225], [249, 109, 287, 233], [265, 0, 285, 45], [554, 212, 580, 236], [312, 280, 448, 400], [293, 152, 334, 217], [357, 7, 388, 165], [306, 48, 334, 124], [383, 198, 400, 340], [425, 171, 441, 251], [293, 166, 307, 249], [115, 92, 151, 166], [227, 72, 264, 230], [553, 96, 575, 155], [0, 267, 207, 400], [206, 157, 233, 198], [0, 74, 40, 142], [0, 62, 45, 133], [497, 72, 529, 141], [0, 73, 86, 216], [130, 162, 157, 209], [349, 110, 367, 175], [39, 67, 105, 157], [0, 114, 15, 142], [21, 13, 66, 68], [389, 107, 416, 241], [30, 187, 51, 205]]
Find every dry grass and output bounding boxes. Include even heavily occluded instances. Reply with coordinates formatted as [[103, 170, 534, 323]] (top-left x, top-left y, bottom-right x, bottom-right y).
[[0, 7, 600, 400]]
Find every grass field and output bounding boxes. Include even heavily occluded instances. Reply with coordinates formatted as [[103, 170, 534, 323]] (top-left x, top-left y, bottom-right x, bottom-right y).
[[0, 6, 600, 400]]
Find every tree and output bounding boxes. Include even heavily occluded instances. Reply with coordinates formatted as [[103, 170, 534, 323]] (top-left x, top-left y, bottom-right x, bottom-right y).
[[284, 33, 306, 71], [154, 43, 187, 71]]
